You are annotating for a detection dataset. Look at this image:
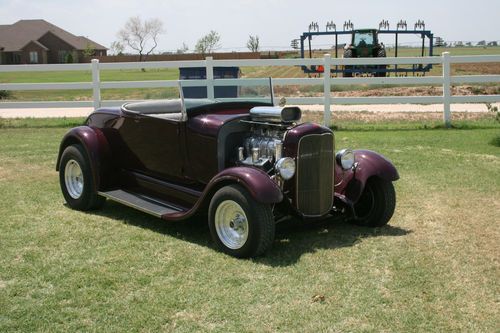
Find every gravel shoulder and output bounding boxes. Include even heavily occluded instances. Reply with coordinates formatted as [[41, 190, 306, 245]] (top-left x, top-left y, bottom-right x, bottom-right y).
[[0, 103, 498, 119]]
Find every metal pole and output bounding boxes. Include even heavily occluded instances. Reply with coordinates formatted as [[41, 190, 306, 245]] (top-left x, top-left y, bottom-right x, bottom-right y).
[[206, 56, 214, 99], [335, 35, 338, 58], [395, 33, 399, 74], [308, 36, 312, 58], [323, 54, 332, 127], [335, 34, 338, 75], [418, 34, 425, 73], [91, 59, 101, 110], [429, 33, 434, 56], [442, 52, 451, 127], [421, 34, 425, 57], [300, 36, 305, 59]]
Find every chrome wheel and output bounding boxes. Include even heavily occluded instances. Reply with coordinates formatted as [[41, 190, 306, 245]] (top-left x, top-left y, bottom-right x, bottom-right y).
[[214, 200, 249, 249], [64, 159, 84, 199], [209, 185, 275, 257]]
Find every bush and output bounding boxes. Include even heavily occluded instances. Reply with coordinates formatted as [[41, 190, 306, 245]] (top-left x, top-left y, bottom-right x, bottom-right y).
[[485, 103, 500, 123], [0, 90, 12, 99], [489, 135, 500, 147]]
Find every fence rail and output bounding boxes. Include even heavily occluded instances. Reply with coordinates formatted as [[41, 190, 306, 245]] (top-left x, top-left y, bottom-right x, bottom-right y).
[[1, 52, 500, 127]]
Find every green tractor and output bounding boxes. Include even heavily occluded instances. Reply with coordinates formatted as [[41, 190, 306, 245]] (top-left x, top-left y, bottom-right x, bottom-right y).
[[343, 29, 387, 77], [296, 20, 434, 77]]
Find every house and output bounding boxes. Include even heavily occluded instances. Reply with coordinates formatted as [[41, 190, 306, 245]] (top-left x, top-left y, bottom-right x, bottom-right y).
[[0, 19, 107, 64]]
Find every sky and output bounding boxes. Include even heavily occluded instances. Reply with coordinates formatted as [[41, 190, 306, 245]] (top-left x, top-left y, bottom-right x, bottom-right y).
[[1, 0, 499, 53]]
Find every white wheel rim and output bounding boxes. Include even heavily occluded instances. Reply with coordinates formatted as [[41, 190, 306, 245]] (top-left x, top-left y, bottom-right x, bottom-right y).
[[214, 200, 249, 250], [64, 159, 84, 199]]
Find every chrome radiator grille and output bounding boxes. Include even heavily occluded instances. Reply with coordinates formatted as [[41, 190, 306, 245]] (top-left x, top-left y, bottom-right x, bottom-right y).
[[296, 133, 334, 216]]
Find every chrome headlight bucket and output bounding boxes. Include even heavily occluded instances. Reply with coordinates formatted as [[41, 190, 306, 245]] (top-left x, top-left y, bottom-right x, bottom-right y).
[[275, 157, 296, 180], [336, 149, 355, 170]]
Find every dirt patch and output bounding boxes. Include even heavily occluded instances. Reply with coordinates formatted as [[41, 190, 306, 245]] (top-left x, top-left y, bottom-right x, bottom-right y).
[[336, 85, 499, 97], [276, 85, 500, 98], [453, 62, 500, 75], [301, 111, 496, 124]]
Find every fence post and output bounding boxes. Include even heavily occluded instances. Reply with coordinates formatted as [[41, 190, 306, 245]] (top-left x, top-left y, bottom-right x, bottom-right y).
[[442, 52, 451, 127], [206, 56, 215, 99], [91, 59, 101, 110], [323, 54, 332, 127]]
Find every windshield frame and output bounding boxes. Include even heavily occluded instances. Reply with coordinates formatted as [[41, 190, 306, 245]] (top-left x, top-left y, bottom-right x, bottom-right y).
[[353, 31, 375, 46]]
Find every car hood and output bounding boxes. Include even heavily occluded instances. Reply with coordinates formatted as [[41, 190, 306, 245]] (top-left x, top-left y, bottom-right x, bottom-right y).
[[187, 112, 249, 137]]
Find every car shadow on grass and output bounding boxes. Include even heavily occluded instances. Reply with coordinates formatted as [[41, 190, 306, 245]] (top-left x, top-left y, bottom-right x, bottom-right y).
[[256, 217, 411, 267], [90, 201, 411, 267]]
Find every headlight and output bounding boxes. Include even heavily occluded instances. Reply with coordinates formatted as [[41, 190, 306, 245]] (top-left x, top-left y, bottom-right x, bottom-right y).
[[275, 157, 295, 180], [336, 149, 355, 170]]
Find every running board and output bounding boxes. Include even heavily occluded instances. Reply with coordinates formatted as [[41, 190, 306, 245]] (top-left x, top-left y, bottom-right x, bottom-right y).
[[98, 190, 183, 218]]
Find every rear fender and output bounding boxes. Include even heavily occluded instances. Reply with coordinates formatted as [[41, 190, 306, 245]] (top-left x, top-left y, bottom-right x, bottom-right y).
[[343, 150, 399, 203], [56, 126, 113, 191]]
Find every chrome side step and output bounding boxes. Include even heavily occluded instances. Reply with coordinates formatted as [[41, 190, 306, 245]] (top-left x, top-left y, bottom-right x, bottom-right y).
[[98, 189, 182, 218]]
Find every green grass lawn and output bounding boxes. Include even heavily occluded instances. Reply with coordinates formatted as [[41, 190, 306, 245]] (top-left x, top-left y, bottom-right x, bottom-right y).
[[0, 68, 181, 102], [0, 119, 499, 332]]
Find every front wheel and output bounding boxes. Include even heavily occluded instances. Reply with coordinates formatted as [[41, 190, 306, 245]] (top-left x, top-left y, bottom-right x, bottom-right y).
[[208, 185, 275, 258], [59, 144, 105, 211], [350, 177, 396, 227]]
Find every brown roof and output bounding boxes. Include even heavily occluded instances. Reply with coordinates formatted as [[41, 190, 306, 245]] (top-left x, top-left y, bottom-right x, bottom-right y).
[[21, 40, 49, 51], [0, 25, 8, 49], [0, 19, 107, 52]]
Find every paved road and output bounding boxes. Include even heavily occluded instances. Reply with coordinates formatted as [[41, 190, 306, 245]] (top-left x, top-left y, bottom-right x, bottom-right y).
[[0, 103, 497, 118]]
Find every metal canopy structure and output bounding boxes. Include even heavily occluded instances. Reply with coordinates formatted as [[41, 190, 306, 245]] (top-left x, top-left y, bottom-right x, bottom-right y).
[[295, 20, 435, 76]]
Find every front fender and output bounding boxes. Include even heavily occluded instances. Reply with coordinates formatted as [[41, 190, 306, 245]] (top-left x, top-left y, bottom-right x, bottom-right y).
[[162, 166, 283, 221], [206, 167, 283, 204], [341, 150, 399, 203], [56, 126, 112, 191]]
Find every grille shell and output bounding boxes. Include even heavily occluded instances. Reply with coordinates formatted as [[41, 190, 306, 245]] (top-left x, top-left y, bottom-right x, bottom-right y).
[[296, 133, 334, 216]]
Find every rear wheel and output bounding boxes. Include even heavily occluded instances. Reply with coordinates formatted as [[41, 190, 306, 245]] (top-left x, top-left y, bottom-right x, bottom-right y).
[[59, 144, 105, 211], [208, 185, 275, 258], [343, 49, 353, 77], [350, 177, 395, 227], [375, 48, 387, 77]]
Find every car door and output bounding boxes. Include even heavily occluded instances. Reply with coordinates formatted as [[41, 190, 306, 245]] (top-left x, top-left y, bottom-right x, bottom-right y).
[[117, 111, 184, 182]]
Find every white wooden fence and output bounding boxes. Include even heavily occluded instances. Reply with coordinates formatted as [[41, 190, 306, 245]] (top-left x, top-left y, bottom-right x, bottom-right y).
[[1, 52, 499, 127]]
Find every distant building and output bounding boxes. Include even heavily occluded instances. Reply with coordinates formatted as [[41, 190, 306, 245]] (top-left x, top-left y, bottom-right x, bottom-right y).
[[0, 19, 107, 64]]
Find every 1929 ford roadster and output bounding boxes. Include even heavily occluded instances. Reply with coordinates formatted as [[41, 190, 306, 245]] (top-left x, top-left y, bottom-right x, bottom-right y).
[[57, 89, 399, 258]]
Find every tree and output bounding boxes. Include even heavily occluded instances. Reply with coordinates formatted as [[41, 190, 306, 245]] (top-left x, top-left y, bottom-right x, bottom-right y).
[[110, 41, 125, 55], [435, 37, 445, 47], [247, 35, 260, 52], [176, 42, 189, 54], [83, 43, 96, 58], [117, 16, 164, 61], [195, 30, 221, 54]]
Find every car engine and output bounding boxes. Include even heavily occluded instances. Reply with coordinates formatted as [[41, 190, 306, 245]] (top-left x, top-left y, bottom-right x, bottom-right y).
[[236, 106, 301, 180], [240, 127, 285, 167]]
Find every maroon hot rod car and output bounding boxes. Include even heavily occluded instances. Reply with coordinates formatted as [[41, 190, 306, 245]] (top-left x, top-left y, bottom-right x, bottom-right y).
[[57, 95, 398, 258]]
